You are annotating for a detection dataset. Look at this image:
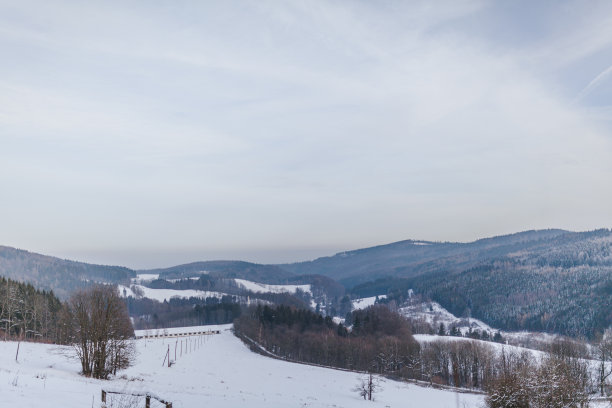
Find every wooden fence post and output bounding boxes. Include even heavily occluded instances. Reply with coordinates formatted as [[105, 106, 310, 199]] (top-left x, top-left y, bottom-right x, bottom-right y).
[[146, 395, 151, 408], [101, 390, 106, 403]]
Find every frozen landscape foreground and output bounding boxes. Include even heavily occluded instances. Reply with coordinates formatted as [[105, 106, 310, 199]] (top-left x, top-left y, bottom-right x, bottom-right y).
[[0, 324, 486, 408]]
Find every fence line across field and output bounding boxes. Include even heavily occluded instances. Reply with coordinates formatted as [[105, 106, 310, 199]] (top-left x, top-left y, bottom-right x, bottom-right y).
[[135, 329, 220, 339]]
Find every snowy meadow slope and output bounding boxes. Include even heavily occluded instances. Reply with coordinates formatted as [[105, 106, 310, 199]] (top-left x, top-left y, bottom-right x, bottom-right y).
[[1, 324, 485, 408]]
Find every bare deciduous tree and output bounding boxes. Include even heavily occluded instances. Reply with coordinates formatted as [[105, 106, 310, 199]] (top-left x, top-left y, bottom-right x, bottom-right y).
[[65, 285, 135, 379], [486, 344, 591, 408], [354, 373, 380, 401], [594, 330, 612, 397]]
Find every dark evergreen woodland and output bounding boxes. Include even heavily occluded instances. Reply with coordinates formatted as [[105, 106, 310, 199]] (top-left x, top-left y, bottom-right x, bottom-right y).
[[0, 275, 63, 341]]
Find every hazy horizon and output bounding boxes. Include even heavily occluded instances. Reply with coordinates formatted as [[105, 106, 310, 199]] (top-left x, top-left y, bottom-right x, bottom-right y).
[[2, 1, 612, 268], [2, 226, 601, 270]]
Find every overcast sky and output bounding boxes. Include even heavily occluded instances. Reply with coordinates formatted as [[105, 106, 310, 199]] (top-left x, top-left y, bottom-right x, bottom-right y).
[[2, 0, 612, 269]]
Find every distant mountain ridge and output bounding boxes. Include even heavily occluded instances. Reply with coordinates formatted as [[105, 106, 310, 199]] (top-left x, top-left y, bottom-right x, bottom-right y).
[[280, 229, 570, 286], [1, 228, 610, 337]]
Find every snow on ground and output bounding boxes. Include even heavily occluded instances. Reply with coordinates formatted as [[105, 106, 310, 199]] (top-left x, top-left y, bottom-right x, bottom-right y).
[[130, 274, 160, 284], [167, 277, 201, 283], [332, 316, 345, 325], [400, 301, 495, 336], [118, 284, 227, 302], [234, 278, 311, 294], [401, 300, 566, 349], [352, 295, 386, 310], [502, 330, 562, 349], [414, 333, 611, 391], [414, 334, 543, 359], [0, 325, 487, 408]]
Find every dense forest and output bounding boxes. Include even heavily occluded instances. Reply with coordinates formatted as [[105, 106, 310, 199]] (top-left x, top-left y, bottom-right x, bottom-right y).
[[234, 304, 421, 375], [351, 230, 612, 338], [0, 276, 63, 341], [407, 262, 611, 338], [125, 286, 312, 330]]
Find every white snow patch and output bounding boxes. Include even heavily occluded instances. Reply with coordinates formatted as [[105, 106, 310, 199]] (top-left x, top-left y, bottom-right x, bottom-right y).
[[130, 274, 159, 284], [234, 278, 311, 294], [352, 295, 386, 310], [332, 316, 346, 326], [402, 301, 566, 349], [400, 301, 494, 336], [119, 284, 227, 302]]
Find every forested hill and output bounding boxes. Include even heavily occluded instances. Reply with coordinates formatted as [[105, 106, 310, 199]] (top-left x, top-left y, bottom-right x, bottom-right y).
[[2, 229, 611, 337], [402, 229, 612, 338], [0, 246, 134, 299], [281, 229, 570, 286], [279, 229, 612, 337], [141, 260, 296, 283], [344, 229, 612, 338]]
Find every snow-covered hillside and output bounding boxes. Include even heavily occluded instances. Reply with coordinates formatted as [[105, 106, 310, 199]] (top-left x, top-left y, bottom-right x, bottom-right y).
[[118, 284, 227, 302], [234, 278, 311, 294], [130, 274, 160, 284], [400, 300, 494, 335], [0, 325, 486, 408], [120, 278, 310, 304], [400, 300, 565, 349]]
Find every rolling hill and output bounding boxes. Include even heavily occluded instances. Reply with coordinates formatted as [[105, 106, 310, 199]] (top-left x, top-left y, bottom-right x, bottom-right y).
[[280, 229, 570, 286], [2, 228, 611, 336], [0, 245, 134, 298]]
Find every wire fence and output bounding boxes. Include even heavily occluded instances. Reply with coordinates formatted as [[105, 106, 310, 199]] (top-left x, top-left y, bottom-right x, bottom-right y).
[[101, 390, 172, 408]]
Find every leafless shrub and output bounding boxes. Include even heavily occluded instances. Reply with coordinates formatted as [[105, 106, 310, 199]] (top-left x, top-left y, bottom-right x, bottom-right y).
[[63, 285, 135, 379]]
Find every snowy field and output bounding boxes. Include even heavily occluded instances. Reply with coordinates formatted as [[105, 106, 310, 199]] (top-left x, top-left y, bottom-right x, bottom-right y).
[[400, 301, 494, 336], [0, 325, 485, 408], [118, 284, 227, 302], [234, 278, 311, 294], [130, 274, 160, 284], [352, 295, 387, 310], [400, 300, 569, 350]]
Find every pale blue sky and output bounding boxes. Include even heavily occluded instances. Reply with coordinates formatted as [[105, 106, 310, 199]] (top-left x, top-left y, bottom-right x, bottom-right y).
[[1, 1, 612, 268]]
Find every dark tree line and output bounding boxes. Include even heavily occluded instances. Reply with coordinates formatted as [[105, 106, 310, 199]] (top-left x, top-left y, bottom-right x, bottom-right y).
[[146, 276, 216, 291], [127, 295, 242, 330], [234, 304, 421, 376], [0, 276, 63, 341]]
